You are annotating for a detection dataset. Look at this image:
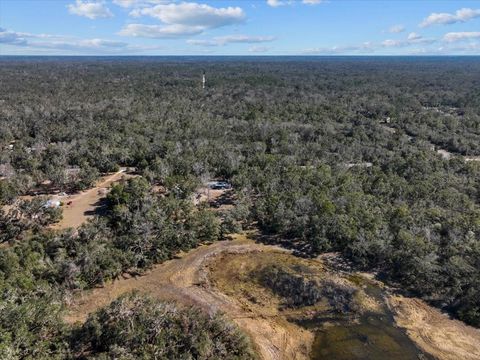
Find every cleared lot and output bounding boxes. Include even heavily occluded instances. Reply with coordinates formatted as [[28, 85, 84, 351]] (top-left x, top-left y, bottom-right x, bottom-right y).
[[51, 169, 134, 229]]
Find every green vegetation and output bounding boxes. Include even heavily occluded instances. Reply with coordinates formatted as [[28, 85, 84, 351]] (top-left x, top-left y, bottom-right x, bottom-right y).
[[0, 58, 479, 357], [0, 197, 62, 243], [73, 293, 255, 360], [0, 177, 224, 359], [1, 177, 221, 290], [258, 264, 324, 308], [258, 264, 358, 313], [0, 291, 253, 359]]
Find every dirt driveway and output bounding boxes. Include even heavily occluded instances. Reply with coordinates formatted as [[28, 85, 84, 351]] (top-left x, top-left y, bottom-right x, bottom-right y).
[[51, 169, 133, 229]]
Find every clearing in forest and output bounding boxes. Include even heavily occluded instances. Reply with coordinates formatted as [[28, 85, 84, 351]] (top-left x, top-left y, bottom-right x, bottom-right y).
[[64, 233, 480, 360], [51, 169, 134, 229], [65, 235, 313, 360]]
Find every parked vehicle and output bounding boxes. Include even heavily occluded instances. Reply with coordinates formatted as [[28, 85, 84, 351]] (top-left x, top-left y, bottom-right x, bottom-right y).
[[209, 181, 231, 190]]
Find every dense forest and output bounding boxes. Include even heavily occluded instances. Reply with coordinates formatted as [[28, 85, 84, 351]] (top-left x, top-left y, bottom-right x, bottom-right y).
[[0, 57, 479, 358]]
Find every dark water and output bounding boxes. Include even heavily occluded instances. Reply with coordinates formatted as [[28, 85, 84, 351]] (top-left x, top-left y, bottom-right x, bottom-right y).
[[296, 276, 433, 360]]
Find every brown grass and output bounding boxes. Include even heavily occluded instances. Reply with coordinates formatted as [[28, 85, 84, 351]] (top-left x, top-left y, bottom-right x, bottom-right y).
[[65, 235, 313, 360], [64, 234, 480, 360], [389, 295, 480, 360]]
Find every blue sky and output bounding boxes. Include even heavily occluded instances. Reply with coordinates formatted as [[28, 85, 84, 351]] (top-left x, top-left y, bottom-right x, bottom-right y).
[[1, 0, 479, 55]]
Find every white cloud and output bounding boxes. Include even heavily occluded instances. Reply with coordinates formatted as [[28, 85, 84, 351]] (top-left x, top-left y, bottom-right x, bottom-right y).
[[187, 39, 218, 46], [112, 0, 169, 8], [119, 24, 204, 38], [266, 0, 286, 7], [443, 32, 480, 43], [0, 27, 159, 54], [129, 2, 245, 27], [388, 24, 405, 33], [187, 34, 276, 46], [112, 0, 139, 7], [0, 28, 70, 46], [381, 39, 402, 47], [267, 0, 323, 7], [443, 42, 480, 53], [249, 46, 270, 53], [0, 29, 28, 45], [304, 39, 451, 55], [407, 32, 421, 41], [38, 38, 128, 51], [418, 42, 480, 55], [215, 35, 276, 45], [77, 39, 126, 48], [302, 34, 441, 55], [382, 33, 435, 47], [67, 0, 113, 19], [303, 42, 374, 55], [302, 0, 324, 5], [420, 7, 480, 27], [122, 2, 245, 38]]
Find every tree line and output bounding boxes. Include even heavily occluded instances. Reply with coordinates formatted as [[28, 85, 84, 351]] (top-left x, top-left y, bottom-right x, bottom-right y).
[[0, 58, 479, 358]]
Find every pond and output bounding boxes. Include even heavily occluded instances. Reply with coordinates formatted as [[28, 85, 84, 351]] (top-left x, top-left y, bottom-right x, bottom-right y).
[[297, 275, 433, 360]]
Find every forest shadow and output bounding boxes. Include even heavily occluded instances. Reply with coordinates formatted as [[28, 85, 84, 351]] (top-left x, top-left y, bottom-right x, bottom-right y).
[[84, 198, 109, 216], [251, 232, 316, 258], [209, 190, 235, 208]]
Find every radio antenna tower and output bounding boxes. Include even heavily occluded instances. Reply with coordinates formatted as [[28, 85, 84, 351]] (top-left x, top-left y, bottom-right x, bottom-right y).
[[202, 71, 206, 89]]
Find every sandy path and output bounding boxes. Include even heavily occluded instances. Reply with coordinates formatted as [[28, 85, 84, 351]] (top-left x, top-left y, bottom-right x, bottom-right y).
[[65, 236, 480, 360], [51, 169, 132, 229], [389, 295, 480, 360], [0, 170, 133, 249], [65, 236, 312, 360]]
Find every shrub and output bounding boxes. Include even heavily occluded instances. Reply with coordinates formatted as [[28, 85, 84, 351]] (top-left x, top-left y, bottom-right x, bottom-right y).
[[73, 293, 256, 360]]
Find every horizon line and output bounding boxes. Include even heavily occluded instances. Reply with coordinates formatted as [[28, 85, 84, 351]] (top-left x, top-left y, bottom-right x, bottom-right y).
[[1, 54, 479, 57]]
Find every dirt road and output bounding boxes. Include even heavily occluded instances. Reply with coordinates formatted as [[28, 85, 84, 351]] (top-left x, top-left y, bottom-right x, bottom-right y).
[[65, 235, 312, 360], [65, 235, 480, 360], [52, 169, 133, 229], [389, 295, 480, 360]]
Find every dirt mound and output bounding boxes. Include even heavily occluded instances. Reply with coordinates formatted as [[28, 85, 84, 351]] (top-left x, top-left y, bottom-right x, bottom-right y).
[[389, 295, 480, 360]]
